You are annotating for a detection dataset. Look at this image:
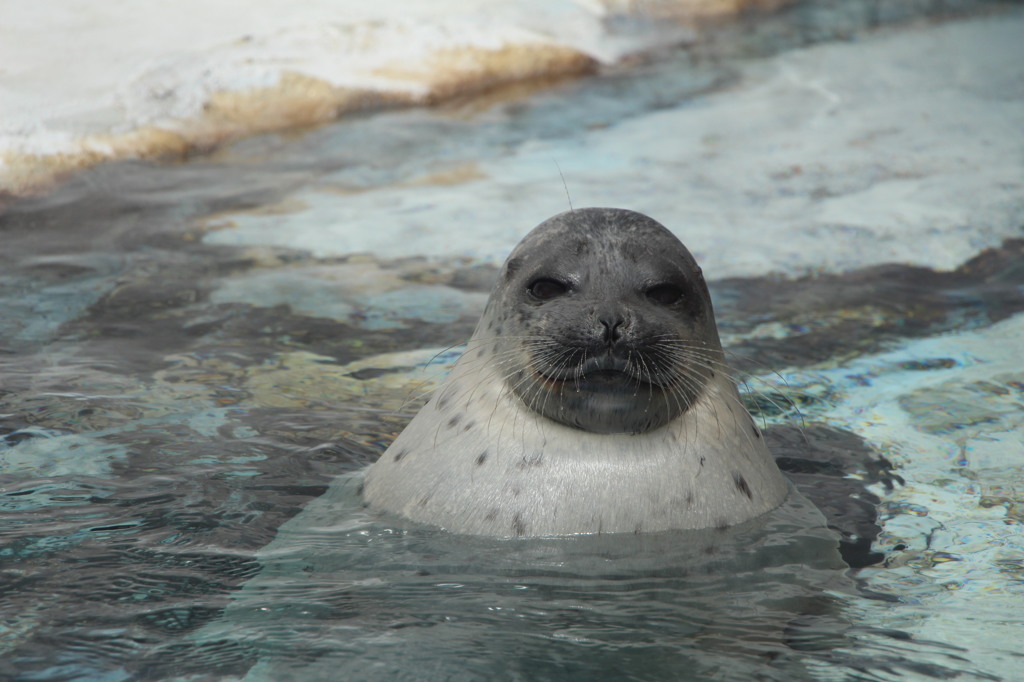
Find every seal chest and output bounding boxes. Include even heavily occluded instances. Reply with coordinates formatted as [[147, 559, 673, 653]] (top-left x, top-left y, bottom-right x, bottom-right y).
[[363, 208, 789, 536]]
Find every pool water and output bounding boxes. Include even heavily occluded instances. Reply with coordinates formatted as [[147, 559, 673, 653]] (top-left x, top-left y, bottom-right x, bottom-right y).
[[2, 4, 1023, 680]]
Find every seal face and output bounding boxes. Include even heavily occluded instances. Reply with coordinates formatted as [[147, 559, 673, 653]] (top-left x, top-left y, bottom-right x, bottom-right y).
[[493, 209, 717, 434], [363, 208, 789, 537]]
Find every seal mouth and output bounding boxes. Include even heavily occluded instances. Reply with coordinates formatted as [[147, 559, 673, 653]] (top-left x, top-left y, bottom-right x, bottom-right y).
[[537, 354, 625, 379], [533, 354, 664, 392]]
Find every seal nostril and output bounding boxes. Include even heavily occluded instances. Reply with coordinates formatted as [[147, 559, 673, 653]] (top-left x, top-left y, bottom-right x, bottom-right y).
[[600, 318, 625, 344]]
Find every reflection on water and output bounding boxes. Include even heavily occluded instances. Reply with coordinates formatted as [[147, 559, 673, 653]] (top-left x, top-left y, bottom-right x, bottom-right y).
[[194, 482, 890, 682], [2, 4, 1024, 681]]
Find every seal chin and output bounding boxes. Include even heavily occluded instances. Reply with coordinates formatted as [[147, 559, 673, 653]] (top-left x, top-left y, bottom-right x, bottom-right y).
[[527, 366, 678, 434]]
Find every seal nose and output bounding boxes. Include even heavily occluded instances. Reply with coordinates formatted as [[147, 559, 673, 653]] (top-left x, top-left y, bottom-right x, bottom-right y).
[[600, 316, 625, 346]]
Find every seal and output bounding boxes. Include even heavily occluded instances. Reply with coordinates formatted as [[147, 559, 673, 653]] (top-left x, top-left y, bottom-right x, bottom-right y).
[[362, 208, 789, 536]]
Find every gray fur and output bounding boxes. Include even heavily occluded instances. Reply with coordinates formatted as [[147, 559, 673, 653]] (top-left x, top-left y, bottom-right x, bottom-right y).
[[363, 208, 789, 536]]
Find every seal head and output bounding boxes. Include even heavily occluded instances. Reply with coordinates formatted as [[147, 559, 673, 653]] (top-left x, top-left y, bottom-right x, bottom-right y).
[[494, 209, 718, 434], [363, 208, 789, 536]]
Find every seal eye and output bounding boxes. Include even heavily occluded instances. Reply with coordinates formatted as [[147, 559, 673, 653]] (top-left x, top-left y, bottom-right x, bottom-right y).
[[528, 278, 568, 301], [646, 284, 684, 306]]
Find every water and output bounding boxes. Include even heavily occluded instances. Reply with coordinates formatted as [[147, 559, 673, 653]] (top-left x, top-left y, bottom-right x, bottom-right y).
[[2, 4, 1024, 680], [191, 482, 893, 681]]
